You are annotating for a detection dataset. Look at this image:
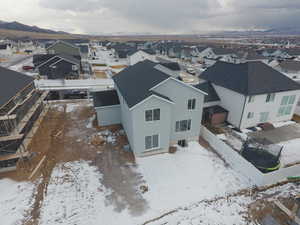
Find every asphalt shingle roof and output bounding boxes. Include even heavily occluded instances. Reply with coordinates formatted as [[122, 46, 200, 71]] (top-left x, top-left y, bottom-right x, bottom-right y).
[[93, 90, 120, 107], [194, 82, 220, 103], [112, 60, 170, 108], [0, 66, 34, 108], [201, 61, 300, 95], [160, 62, 181, 71]]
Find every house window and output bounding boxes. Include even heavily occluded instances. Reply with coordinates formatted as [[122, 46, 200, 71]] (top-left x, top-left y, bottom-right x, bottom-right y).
[[188, 99, 196, 110], [248, 96, 255, 103], [145, 134, 159, 150], [247, 112, 254, 119], [175, 119, 191, 132], [72, 65, 78, 71], [278, 95, 296, 117], [281, 96, 289, 105], [145, 108, 160, 121], [266, 93, 275, 102], [49, 49, 55, 54], [259, 112, 269, 123], [288, 95, 296, 105]]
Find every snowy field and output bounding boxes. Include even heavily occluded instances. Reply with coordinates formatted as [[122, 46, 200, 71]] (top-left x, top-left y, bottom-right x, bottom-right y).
[[137, 141, 250, 215], [0, 141, 253, 225], [278, 138, 300, 166], [0, 179, 36, 225]]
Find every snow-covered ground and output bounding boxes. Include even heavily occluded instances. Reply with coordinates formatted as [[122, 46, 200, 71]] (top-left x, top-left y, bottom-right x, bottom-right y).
[[37, 143, 250, 225], [39, 161, 133, 225], [0, 179, 36, 225], [136, 141, 251, 220], [0, 141, 253, 225], [278, 138, 300, 167]]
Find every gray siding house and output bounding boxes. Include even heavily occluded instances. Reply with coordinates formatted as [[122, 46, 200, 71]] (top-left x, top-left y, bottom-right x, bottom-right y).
[[93, 60, 206, 156], [198, 61, 300, 129], [46, 40, 81, 57]]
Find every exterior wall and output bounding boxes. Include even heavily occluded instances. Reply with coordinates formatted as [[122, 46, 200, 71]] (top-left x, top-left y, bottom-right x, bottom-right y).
[[153, 78, 205, 143], [49, 60, 79, 79], [213, 84, 246, 128], [129, 51, 155, 65], [131, 96, 172, 156], [95, 105, 121, 126], [115, 87, 135, 151], [47, 42, 80, 56], [241, 90, 300, 129]]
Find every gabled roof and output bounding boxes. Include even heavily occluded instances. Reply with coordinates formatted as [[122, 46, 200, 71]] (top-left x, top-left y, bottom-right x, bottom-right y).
[[201, 61, 300, 95], [36, 54, 80, 69], [33, 54, 56, 66], [194, 81, 220, 103], [112, 60, 170, 108], [46, 40, 79, 50], [0, 66, 34, 108], [93, 90, 120, 107], [160, 62, 181, 71]]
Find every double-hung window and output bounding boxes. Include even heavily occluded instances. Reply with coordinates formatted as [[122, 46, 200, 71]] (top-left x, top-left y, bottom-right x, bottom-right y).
[[266, 93, 275, 102], [145, 134, 159, 150], [188, 99, 196, 110], [145, 108, 160, 121], [247, 112, 254, 119], [277, 95, 296, 117], [175, 119, 191, 132], [248, 96, 255, 103]]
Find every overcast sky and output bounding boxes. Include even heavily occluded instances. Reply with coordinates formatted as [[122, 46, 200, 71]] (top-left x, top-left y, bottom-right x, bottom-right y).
[[1, 0, 300, 34]]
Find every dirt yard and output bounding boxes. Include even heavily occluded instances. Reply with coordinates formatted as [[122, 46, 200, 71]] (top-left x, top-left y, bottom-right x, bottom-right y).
[[0, 100, 147, 225], [94, 70, 108, 78]]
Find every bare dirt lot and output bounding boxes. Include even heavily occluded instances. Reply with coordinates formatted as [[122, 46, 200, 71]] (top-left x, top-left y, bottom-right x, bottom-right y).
[[0, 100, 147, 225]]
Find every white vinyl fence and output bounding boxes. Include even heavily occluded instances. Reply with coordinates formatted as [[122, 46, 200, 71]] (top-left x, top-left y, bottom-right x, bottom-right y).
[[201, 126, 300, 187]]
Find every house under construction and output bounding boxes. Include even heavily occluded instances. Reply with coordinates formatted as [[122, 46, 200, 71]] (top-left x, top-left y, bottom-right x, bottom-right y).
[[0, 66, 47, 172]]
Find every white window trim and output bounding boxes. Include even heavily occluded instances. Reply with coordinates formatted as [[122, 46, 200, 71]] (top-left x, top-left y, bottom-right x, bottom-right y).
[[144, 134, 160, 151], [188, 98, 196, 110], [145, 108, 160, 122]]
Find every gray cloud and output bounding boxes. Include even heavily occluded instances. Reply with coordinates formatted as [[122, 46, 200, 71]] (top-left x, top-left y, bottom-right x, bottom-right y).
[[35, 0, 300, 33]]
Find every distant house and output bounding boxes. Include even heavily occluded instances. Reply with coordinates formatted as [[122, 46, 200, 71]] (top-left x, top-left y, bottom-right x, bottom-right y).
[[285, 48, 300, 60], [242, 50, 268, 63], [155, 62, 181, 78], [194, 47, 215, 60], [274, 60, 300, 79], [46, 40, 81, 58], [198, 61, 300, 129], [77, 44, 89, 60], [211, 47, 241, 64], [0, 43, 13, 57], [128, 49, 156, 66], [93, 60, 206, 156], [34, 54, 81, 79], [0, 66, 46, 171]]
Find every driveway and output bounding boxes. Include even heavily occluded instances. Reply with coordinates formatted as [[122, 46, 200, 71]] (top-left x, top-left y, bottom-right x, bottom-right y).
[[249, 123, 300, 144]]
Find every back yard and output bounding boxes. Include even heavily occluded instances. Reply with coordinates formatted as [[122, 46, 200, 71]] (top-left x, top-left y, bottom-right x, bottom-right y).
[[0, 100, 299, 225]]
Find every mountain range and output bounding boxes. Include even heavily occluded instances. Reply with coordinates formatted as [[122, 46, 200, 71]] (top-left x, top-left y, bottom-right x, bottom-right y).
[[0, 20, 68, 34]]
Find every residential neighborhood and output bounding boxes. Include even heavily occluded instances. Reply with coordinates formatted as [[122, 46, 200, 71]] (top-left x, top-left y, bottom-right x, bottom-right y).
[[1, 3, 300, 224]]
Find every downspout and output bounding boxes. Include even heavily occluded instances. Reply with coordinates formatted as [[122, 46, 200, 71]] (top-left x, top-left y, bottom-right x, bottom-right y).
[[239, 95, 247, 130]]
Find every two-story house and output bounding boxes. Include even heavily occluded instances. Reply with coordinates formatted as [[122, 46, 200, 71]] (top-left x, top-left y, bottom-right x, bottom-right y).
[[34, 54, 81, 79], [46, 40, 81, 59], [93, 60, 206, 156], [199, 61, 300, 129]]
